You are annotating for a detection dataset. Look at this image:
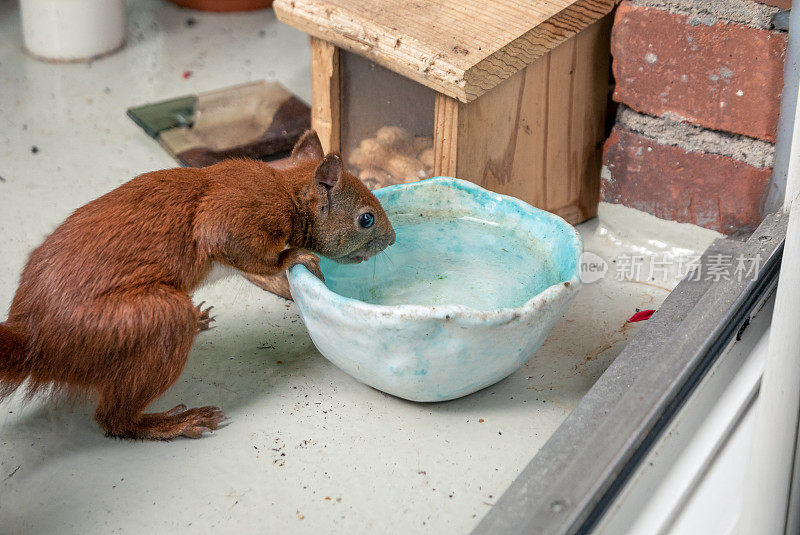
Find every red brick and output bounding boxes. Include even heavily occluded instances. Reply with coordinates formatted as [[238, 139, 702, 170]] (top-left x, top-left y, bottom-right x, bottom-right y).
[[611, 2, 787, 142], [602, 125, 771, 234]]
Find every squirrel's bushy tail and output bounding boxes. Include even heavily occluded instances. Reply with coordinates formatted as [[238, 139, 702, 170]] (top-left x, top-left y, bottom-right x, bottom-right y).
[[0, 322, 28, 399]]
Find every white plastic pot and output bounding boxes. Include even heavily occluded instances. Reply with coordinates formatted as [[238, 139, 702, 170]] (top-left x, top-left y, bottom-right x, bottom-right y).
[[20, 0, 126, 62]]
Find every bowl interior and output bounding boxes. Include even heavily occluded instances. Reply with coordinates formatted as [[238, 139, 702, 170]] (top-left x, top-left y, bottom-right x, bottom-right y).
[[318, 179, 581, 311]]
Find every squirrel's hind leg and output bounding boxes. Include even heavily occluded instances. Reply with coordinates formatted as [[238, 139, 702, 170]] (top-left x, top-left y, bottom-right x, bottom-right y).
[[91, 287, 224, 440]]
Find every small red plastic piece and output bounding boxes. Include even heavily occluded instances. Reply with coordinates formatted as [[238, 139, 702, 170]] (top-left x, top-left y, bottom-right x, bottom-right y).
[[628, 310, 656, 322]]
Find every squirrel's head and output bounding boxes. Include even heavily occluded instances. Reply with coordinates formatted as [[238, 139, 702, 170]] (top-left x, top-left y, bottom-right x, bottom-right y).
[[291, 131, 395, 263]]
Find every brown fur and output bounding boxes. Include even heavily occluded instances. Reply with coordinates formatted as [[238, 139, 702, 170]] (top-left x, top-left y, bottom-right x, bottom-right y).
[[0, 131, 394, 439]]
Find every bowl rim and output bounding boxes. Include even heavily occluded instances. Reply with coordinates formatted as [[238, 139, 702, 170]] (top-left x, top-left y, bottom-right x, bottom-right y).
[[288, 177, 583, 327]]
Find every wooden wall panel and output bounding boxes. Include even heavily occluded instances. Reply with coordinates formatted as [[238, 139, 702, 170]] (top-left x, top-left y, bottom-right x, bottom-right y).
[[433, 94, 460, 177], [571, 14, 613, 221], [310, 37, 340, 153], [450, 14, 612, 224]]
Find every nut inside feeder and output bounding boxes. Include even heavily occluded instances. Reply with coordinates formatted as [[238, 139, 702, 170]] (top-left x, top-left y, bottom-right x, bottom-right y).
[[275, 0, 615, 224]]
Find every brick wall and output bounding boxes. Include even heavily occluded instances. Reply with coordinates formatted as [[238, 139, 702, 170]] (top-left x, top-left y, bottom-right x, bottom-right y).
[[601, 0, 789, 234]]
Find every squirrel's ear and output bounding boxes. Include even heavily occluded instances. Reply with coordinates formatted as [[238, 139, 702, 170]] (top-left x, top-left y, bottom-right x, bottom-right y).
[[314, 154, 342, 190], [291, 130, 324, 162]]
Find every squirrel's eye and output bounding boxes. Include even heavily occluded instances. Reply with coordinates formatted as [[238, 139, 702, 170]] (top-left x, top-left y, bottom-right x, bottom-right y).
[[358, 212, 375, 229]]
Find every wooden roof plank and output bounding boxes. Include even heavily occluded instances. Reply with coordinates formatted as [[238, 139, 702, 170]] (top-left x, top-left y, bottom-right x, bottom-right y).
[[274, 0, 614, 102]]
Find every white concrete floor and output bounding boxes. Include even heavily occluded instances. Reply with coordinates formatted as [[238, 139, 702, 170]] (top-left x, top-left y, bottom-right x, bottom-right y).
[[0, 2, 720, 533]]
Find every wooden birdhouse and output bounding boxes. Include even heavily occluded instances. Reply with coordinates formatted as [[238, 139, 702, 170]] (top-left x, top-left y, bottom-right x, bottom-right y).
[[274, 0, 614, 224]]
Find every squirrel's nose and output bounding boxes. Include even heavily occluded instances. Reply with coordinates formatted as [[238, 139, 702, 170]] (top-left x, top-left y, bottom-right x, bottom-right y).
[[388, 230, 396, 246]]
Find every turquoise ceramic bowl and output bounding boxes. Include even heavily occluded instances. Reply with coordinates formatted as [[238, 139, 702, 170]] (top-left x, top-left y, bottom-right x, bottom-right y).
[[288, 177, 583, 402]]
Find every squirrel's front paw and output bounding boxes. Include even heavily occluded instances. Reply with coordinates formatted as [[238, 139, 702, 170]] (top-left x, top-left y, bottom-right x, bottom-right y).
[[245, 272, 293, 300], [292, 252, 324, 281]]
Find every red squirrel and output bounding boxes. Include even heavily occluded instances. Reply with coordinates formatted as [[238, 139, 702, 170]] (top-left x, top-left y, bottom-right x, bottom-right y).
[[0, 130, 395, 439]]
